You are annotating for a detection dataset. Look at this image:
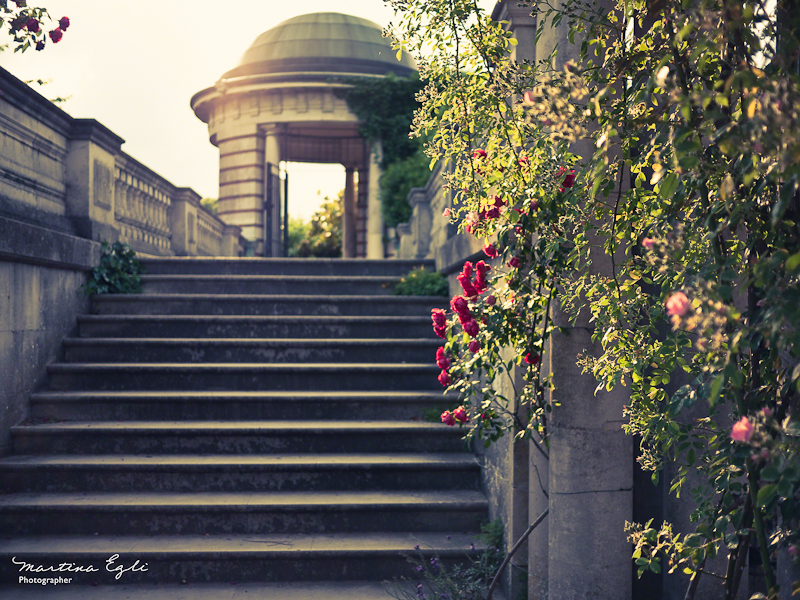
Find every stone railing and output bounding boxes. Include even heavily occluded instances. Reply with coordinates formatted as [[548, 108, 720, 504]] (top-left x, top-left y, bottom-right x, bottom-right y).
[[0, 64, 243, 258]]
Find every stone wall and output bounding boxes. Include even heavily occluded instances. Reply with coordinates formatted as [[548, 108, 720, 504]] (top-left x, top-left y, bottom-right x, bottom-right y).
[[0, 216, 97, 455]]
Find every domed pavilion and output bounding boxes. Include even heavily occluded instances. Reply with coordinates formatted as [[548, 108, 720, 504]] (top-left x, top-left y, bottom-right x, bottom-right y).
[[191, 12, 416, 257]]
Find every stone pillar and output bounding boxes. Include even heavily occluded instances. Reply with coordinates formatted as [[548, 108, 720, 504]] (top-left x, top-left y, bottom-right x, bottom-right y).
[[343, 167, 357, 258], [216, 126, 265, 254], [408, 188, 433, 259], [65, 119, 124, 242], [263, 130, 282, 257], [221, 224, 242, 257], [170, 188, 201, 256], [366, 143, 384, 259]]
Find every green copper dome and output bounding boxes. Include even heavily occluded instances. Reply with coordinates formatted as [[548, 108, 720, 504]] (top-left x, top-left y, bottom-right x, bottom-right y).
[[221, 12, 416, 81]]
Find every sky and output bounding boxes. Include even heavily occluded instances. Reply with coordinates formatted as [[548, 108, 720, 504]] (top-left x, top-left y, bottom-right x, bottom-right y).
[[1, 1, 495, 221]]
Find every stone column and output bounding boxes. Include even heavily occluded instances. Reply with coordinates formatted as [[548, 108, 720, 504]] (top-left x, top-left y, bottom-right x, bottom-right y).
[[366, 143, 384, 259], [408, 188, 433, 259], [216, 125, 265, 254], [343, 167, 357, 258]]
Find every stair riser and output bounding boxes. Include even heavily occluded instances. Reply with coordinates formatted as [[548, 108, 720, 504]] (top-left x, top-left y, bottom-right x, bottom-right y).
[[12, 431, 466, 455], [0, 506, 487, 535], [48, 367, 441, 392], [140, 279, 397, 296], [91, 297, 445, 317], [78, 319, 434, 339], [0, 551, 462, 584], [140, 258, 435, 277], [63, 343, 439, 365], [29, 397, 454, 422], [0, 467, 480, 493]]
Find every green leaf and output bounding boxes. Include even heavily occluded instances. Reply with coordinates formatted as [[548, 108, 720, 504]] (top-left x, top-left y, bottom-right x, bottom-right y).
[[756, 484, 778, 508]]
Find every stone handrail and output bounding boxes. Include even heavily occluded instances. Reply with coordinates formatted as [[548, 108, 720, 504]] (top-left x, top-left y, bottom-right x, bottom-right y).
[[115, 154, 172, 256]]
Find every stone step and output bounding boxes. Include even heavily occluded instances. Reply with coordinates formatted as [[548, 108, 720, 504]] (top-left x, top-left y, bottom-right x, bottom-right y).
[[77, 314, 435, 339], [0, 532, 485, 585], [0, 491, 488, 535], [139, 275, 400, 296], [62, 338, 441, 364], [140, 257, 435, 277], [10, 421, 466, 454], [0, 581, 402, 600], [91, 293, 445, 317], [28, 391, 455, 422], [47, 363, 442, 392], [0, 453, 479, 493]]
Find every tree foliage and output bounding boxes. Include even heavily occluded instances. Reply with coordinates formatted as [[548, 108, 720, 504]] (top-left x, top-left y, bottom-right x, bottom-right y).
[[335, 73, 431, 228], [292, 192, 343, 258], [391, 0, 800, 595]]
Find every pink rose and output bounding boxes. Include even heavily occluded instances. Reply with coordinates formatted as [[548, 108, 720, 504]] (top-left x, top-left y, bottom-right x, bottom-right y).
[[438, 371, 452, 387], [26, 18, 39, 32], [468, 340, 481, 353], [433, 326, 447, 339], [473, 149, 487, 159], [507, 257, 521, 269], [463, 318, 479, 338], [730, 416, 754, 443], [436, 347, 450, 370], [442, 208, 452, 218], [49, 28, 63, 43], [474, 261, 490, 293], [642, 237, 655, 250], [58, 16, 70, 30], [458, 262, 478, 297], [486, 295, 496, 306], [492, 196, 505, 208], [453, 406, 468, 423], [441, 410, 456, 426], [666, 292, 691, 317], [431, 308, 447, 327], [483, 243, 499, 259]]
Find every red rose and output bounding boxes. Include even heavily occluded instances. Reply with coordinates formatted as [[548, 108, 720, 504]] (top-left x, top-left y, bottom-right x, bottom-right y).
[[473, 149, 487, 159], [493, 196, 505, 207], [562, 171, 576, 188], [438, 371, 452, 387], [35, 40, 44, 51], [453, 406, 468, 423], [457, 272, 478, 297], [49, 28, 63, 43], [507, 256, 521, 269], [485, 207, 501, 219], [483, 243, 499, 259], [468, 340, 481, 353], [486, 295, 496, 306], [436, 347, 450, 370], [525, 353, 540, 365], [463, 318, 479, 338], [474, 261, 490, 293], [431, 308, 447, 327], [433, 325, 447, 339], [59, 16, 70, 30], [450, 296, 470, 317], [441, 410, 456, 425], [26, 18, 39, 32]]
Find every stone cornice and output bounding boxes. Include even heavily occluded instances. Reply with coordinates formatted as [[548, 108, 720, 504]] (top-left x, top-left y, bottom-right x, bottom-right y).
[[70, 119, 125, 155], [0, 65, 74, 136]]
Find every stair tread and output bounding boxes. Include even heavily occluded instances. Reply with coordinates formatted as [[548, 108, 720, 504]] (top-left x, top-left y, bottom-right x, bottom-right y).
[[12, 420, 450, 432], [0, 453, 476, 467], [0, 531, 482, 554], [0, 581, 407, 600], [79, 314, 430, 321], [48, 362, 437, 370], [63, 338, 440, 345], [0, 490, 488, 507]]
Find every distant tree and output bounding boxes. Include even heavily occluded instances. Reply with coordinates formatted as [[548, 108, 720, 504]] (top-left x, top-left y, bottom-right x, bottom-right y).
[[200, 197, 218, 215], [287, 217, 310, 257], [293, 192, 343, 258]]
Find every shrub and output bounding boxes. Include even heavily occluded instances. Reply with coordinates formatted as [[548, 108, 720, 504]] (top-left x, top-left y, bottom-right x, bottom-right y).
[[394, 267, 449, 297], [82, 241, 142, 295]]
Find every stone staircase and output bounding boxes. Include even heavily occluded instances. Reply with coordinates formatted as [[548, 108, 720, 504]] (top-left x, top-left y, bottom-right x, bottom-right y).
[[0, 258, 488, 598]]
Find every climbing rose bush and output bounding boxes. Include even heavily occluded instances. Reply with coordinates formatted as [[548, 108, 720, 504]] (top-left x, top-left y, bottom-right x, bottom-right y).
[[1, 2, 69, 52], [391, 0, 800, 595]]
